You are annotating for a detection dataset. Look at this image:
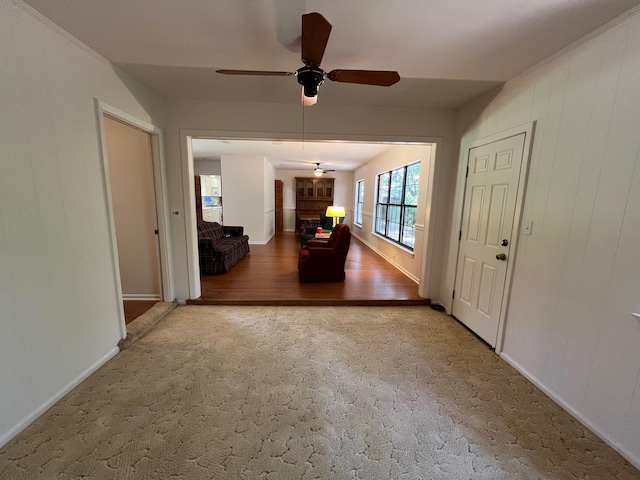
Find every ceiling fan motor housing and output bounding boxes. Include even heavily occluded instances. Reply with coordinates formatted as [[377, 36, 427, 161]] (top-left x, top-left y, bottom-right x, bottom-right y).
[[297, 66, 325, 97]]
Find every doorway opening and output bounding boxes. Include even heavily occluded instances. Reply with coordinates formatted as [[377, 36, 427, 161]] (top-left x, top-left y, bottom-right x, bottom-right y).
[[103, 115, 161, 324], [97, 101, 172, 337], [185, 136, 439, 303]]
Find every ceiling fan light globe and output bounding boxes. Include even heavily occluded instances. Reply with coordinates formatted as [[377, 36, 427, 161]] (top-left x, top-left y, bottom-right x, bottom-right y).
[[314, 168, 323, 177], [301, 87, 317, 106], [302, 94, 317, 107]]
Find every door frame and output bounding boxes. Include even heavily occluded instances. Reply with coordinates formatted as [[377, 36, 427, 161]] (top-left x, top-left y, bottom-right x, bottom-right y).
[[451, 122, 535, 353], [96, 100, 174, 339], [179, 129, 441, 301]]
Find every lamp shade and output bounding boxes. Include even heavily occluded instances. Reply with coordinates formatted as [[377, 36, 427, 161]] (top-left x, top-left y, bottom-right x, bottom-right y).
[[326, 205, 346, 227], [326, 206, 345, 218]]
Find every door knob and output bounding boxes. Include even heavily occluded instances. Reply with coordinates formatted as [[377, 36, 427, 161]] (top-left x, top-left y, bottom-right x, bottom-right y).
[[496, 253, 507, 261], [501, 239, 509, 246]]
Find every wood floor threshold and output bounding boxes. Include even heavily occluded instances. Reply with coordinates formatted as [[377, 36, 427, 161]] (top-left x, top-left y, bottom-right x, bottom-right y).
[[187, 299, 431, 306]]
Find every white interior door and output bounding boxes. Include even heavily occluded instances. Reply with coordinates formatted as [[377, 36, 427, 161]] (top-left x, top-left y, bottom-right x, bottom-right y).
[[452, 133, 526, 347]]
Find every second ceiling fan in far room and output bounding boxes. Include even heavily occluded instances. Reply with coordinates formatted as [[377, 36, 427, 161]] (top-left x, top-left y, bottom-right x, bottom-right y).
[[217, 12, 400, 106], [312, 163, 335, 177]]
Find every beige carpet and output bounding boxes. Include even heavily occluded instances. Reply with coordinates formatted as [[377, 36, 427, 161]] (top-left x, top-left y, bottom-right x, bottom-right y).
[[1, 306, 638, 479]]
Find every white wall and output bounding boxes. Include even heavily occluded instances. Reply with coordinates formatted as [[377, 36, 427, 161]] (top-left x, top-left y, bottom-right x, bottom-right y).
[[163, 100, 457, 301], [0, 1, 164, 447], [263, 159, 276, 241], [194, 158, 221, 175], [449, 9, 640, 468], [220, 154, 271, 243], [353, 145, 433, 282], [274, 170, 354, 232]]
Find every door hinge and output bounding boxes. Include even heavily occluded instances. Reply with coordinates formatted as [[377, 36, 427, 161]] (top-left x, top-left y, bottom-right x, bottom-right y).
[[459, 230, 462, 241], [465, 166, 469, 177], [452, 289, 455, 299], [154, 229, 159, 235]]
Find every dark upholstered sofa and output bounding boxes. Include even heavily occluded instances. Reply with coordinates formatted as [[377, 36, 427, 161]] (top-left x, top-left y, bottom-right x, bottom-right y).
[[197, 220, 250, 274]]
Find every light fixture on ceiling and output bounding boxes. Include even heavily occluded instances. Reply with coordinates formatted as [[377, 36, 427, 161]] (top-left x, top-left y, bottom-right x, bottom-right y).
[[314, 166, 323, 177], [297, 66, 324, 107]]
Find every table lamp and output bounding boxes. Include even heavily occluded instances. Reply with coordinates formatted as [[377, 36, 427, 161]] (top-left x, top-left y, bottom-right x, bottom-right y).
[[326, 205, 346, 227]]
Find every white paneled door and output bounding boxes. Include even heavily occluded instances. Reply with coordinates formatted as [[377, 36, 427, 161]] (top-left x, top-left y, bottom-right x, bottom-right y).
[[453, 133, 526, 347]]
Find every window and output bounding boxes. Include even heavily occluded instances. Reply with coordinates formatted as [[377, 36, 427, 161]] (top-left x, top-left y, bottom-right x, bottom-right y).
[[354, 180, 364, 226], [375, 162, 420, 250]]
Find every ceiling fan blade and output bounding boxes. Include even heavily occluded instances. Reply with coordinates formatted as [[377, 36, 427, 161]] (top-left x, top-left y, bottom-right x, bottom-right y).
[[327, 70, 400, 86], [312, 163, 335, 173], [216, 69, 294, 76], [301, 12, 332, 67]]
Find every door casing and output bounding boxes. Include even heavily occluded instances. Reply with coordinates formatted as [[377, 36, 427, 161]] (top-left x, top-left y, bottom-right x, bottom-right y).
[[96, 100, 174, 339], [452, 122, 535, 353]]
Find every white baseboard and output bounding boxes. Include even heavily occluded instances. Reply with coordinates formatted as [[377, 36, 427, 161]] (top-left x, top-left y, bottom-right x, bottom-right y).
[[500, 352, 640, 471], [249, 232, 275, 245], [0, 346, 120, 449], [122, 294, 161, 301]]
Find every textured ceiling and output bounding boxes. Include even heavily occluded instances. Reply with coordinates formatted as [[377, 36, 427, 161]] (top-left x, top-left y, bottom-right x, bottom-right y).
[[22, 0, 640, 109], [191, 139, 414, 171], [20, 0, 640, 168]]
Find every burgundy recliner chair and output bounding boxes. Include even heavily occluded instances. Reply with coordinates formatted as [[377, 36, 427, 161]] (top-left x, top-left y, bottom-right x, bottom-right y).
[[298, 224, 351, 282]]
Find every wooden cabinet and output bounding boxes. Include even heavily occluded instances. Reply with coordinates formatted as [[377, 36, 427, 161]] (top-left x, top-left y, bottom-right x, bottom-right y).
[[296, 178, 334, 199], [295, 177, 335, 234], [275, 180, 283, 233], [194, 176, 203, 220]]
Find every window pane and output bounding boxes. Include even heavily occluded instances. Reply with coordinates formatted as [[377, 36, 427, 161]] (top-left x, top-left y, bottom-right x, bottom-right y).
[[389, 168, 405, 204], [402, 207, 417, 248], [407, 163, 420, 182], [378, 173, 390, 204], [387, 205, 401, 241], [374, 163, 420, 250], [404, 163, 420, 205], [402, 226, 416, 249], [403, 205, 416, 227], [375, 204, 387, 234], [355, 180, 364, 226]]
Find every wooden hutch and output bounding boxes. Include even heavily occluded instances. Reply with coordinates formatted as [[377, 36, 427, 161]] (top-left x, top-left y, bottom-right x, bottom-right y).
[[295, 177, 335, 234]]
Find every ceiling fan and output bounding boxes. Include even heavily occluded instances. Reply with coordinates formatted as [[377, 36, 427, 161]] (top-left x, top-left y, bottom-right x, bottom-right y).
[[312, 163, 335, 177], [217, 12, 400, 106]]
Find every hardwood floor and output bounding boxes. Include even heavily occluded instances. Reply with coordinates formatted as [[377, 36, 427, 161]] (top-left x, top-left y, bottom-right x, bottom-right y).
[[123, 300, 158, 324], [189, 232, 430, 306]]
